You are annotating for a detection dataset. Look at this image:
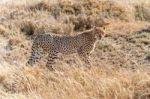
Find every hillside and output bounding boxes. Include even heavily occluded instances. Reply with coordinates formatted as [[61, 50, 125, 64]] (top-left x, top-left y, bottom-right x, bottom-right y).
[[0, 0, 150, 99]]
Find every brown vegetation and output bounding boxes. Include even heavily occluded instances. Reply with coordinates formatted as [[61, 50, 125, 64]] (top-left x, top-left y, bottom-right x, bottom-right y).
[[0, 0, 149, 99]]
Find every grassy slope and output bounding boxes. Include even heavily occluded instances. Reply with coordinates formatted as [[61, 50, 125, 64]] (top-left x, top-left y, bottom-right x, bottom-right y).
[[0, 0, 150, 99]]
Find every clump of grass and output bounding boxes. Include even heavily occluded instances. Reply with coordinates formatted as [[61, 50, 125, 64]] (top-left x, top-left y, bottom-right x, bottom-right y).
[[20, 21, 36, 36], [61, 0, 129, 20], [28, 0, 130, 21], [127, 32, 150, 45], [134, 3, 150, 21], [20, 20, 51, 37], [29, 1, 52, 12], [8, 38, 22, 48], [97, 42, 116, 52], [68, 15, 109, 31], [59, 0, 83, 15]]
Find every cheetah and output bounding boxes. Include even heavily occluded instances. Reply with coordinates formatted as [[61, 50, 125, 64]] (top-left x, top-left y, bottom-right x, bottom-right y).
[[26, 27, 105, 70]]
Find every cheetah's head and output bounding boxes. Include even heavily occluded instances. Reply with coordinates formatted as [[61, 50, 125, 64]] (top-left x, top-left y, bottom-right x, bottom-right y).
[[93, 26, 105, 40]]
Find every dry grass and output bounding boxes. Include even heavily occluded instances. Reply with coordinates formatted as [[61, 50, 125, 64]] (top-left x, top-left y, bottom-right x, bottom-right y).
[[0, 0, 150, 99]]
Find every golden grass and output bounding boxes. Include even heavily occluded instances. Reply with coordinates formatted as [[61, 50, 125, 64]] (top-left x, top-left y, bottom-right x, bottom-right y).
[[0, 0, 150, 99], [0, 64, 150, 99]]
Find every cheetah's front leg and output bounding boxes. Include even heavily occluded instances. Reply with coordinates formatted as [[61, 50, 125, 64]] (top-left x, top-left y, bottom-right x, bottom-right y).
[[46, 50, 58, 71], [78, 51, 92, 69]]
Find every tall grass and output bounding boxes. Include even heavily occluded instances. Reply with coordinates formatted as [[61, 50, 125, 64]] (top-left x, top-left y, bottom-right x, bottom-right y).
[[0, 0, 149, 99]]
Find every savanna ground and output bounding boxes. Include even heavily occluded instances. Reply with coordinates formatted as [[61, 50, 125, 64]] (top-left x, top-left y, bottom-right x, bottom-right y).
[[0, 0, 150, 99]]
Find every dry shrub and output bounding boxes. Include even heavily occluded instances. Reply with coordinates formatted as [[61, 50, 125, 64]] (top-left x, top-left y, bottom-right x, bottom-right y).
[[134, 3, 150, 21], [59, 0, 83, 15], [8, 38, 22, 48], [68, 15, 109, 31], [29, 1, 52, 12], [29, 0, 84, 16], [74, 0, 127, 19], [100, 0, 129, 20], [3, 0, 132, 35], [20, 21, 36, 36], [28, 0, 130, 21], [127, 31, 150, 45], [59, 0, 129, 21], [19, 19, 75, 38], [20, 20, 52, 37], [9, 9, 28, 20], [29, 1, 61, 19]]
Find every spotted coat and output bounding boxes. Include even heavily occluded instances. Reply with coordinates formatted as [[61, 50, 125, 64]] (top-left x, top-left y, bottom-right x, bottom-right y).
[[27, 27, 105, 70]]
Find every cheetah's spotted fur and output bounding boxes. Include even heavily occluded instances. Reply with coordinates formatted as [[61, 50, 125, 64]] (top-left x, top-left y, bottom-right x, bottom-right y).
[[27, 27, 105, 70]]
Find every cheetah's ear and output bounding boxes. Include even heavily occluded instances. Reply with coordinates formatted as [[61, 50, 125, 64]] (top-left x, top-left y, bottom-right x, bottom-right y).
[[102, 27, 105, 30], [92, 26, 96, 33], [93, 26, 97, 31], [102, 22, 110, 30], [93, 26, 96, 29]]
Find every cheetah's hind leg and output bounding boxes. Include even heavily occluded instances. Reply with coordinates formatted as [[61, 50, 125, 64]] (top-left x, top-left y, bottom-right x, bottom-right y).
[[26, 47, 44, 67], [46, 50, 58, 71]]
